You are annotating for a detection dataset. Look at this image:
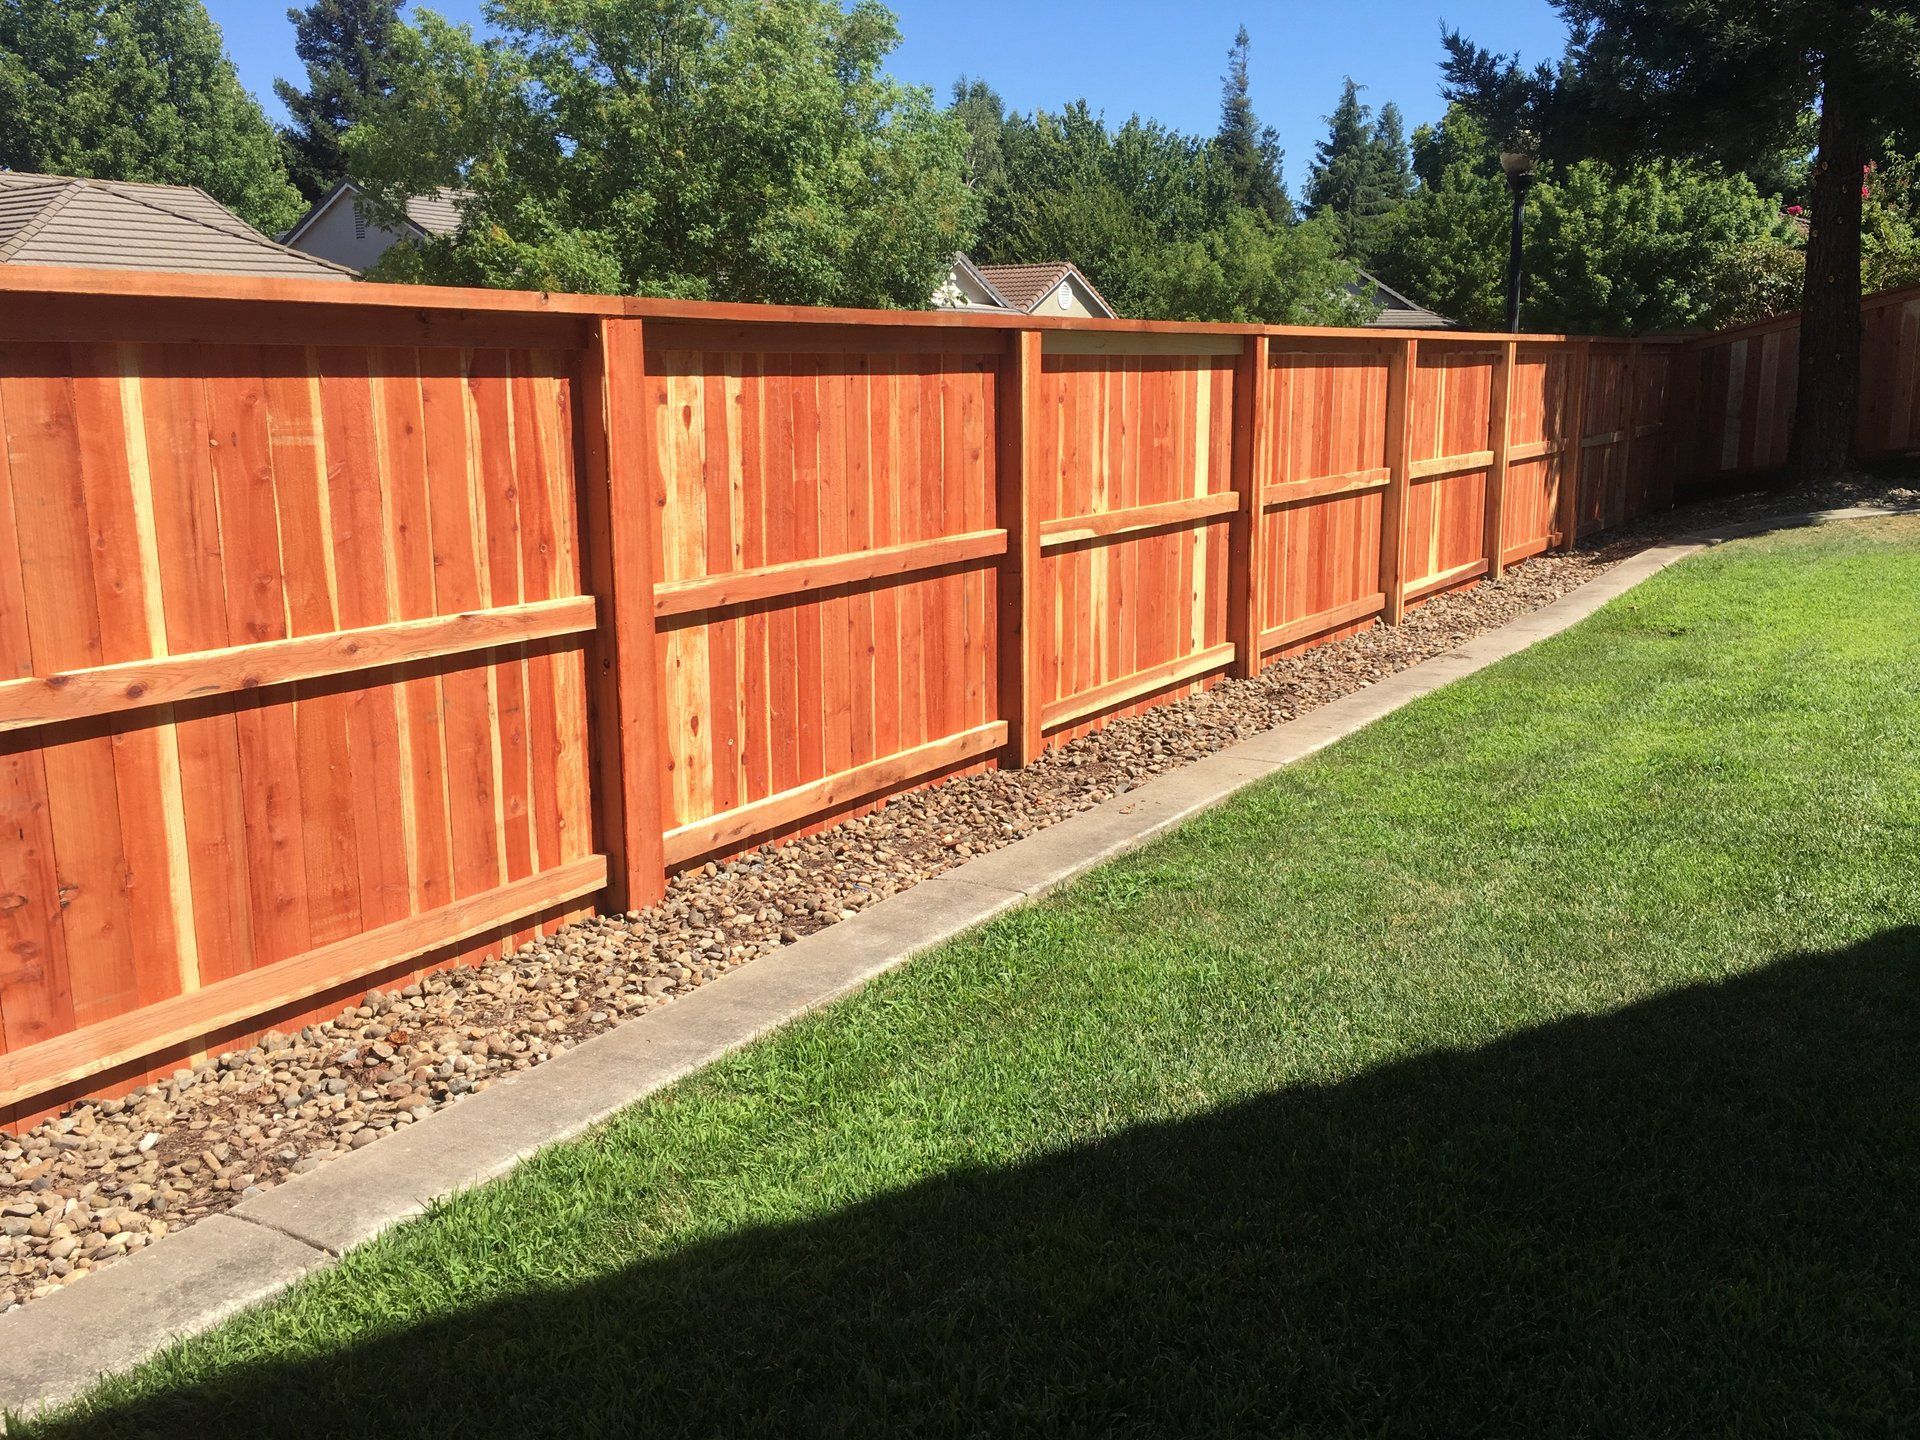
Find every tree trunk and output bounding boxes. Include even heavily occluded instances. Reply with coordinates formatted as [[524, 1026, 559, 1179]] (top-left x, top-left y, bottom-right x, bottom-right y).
[[1785, 66, 1867, 488]]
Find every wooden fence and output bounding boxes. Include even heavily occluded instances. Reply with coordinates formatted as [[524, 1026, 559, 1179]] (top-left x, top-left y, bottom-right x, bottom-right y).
[[1687, 279, 1920, 482], [0, 265, 1771, 1128]]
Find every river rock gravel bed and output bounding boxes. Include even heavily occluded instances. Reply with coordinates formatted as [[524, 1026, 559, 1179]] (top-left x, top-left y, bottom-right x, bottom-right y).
[[2, 477, 1909, 1316]]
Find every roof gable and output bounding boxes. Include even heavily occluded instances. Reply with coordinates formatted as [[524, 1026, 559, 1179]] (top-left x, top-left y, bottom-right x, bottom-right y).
[[284, 181, 473, 246], [1351, 269, 1454, 330], [974, 260, 1115, 318]]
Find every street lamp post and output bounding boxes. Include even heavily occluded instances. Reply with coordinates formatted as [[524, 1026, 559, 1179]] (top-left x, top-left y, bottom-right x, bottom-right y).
[[1500, 136, 1537, 334]]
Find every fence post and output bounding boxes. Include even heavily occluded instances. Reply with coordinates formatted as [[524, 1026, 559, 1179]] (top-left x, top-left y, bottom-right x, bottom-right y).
[[1380, 338, 1416, 624], [1557, 339, 1592, 551], [1484, 338, 1517, 580], [1660, 339, 1705, 507], [1618, 339, 1645, 521], [997, 327, 1044, 766], [577, 315, 668, 911], [1227, 333, 1269, 678]]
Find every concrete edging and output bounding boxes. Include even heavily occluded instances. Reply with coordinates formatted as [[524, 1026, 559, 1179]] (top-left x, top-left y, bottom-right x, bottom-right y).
[[1, 502, 1904, 1426]]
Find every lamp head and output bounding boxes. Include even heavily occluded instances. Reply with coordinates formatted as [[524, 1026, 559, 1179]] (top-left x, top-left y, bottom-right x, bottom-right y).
[[1499, 129, 1539, 180]]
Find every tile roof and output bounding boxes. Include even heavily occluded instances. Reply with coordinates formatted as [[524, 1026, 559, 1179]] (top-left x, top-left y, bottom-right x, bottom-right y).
[[0, 171, 356, 280], [403, 189, 470, 237], [975, 260, 1115, 316], [1351, 270, 1454, 330]]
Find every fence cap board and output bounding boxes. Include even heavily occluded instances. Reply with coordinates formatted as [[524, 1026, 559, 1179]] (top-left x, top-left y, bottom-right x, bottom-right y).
[[0, 263, 1671, 347]]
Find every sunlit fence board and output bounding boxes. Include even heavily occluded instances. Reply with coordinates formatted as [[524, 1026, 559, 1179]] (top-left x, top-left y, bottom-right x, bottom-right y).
[[1032, 353, 1236, 738], [643, 344, 1000, 859], [0, 335, 596, 1125], [1258, 346, 1390, 652], [1500, 343, 1574, 560], [1404, 345, 1496, 590]]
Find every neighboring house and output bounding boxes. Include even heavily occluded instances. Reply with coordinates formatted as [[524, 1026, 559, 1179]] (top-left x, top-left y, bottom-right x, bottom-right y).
[[281, 180, 471, 274], [1351, 269, 1454, 329], [0, 171, 356, 280], [932, 253, 1117, 318]]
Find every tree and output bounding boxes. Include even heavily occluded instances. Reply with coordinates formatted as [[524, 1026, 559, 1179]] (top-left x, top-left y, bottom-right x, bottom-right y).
[[1441, 3, 1920, 485], [1861, 153, 1920, 293], [1215, 26, 1292, 222], [1370, 111, 1509, 326], [1305, 79, 1411, 262], [274, 0, 403, 201], [950, 76, 1009, 195], [348, 0, 979, 305], [1374, 103, 1413, 205], [1373, 108, 1795, 333], [1134, 208, 1367, 324], [970, 100, 1356, 323], [0, 0, 302, 233]]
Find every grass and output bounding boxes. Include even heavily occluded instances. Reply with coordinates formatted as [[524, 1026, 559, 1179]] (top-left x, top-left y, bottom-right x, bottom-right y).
[[21, 517, 1920, 1438]]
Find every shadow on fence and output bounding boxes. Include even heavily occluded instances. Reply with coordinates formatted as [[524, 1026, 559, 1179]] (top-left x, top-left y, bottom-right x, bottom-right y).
[[43, 924, 1920, 1438]]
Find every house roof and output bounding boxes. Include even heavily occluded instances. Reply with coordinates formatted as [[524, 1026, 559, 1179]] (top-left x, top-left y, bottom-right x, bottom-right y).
[[942, 252, 1016, 309], [403, 189, 469, 237], [282, 180, 473, 247], [0, 171, 356, 280], [975, 261, 1116, 317], [1351, 269, 1454, 330]]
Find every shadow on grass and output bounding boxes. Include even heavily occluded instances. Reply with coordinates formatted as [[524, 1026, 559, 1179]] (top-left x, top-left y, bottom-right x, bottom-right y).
[[40, 928, 1920, 1438]]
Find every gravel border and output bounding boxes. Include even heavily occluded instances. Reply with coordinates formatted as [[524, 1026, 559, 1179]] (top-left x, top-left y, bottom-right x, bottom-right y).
[[3, 475, 1912, 1317]]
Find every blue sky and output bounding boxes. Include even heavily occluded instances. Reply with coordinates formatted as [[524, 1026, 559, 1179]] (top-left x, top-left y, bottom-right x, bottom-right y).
[[205, 0, 1570, 196]]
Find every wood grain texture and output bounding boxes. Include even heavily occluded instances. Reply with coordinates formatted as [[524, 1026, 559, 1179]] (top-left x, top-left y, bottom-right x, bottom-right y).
[[0, 336, 594, 1117], [0, 280, 1734, 1124], [0, 598, 596, 733], [998, 330, 1044, 765], [641, 339, 998, 857], [1032, 351, 1235, 740], [1263, 345, 1393, 647], [0, 855, 607, 1111]]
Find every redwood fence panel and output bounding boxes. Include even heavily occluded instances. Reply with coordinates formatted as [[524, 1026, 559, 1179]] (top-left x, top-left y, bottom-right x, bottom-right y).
[[640, 326, 1006, 867], [0, 306, 604, 1126], [1258, 338, 1392, 656], [1032, 337, 1239, 738], [1500, 341, 1576, 566], [0, 265, 1868, 1127], [1686, 280, 1920, 484]]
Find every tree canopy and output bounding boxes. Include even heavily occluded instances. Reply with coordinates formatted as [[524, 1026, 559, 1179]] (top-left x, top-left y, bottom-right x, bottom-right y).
[[0, 0, 303, 233], [348, 0, 979, 305], [1439, 0, 1920, 480], [1372, 108, 1796, 335], [957, 91, 1363, 325], [274, 0, 403, 202]]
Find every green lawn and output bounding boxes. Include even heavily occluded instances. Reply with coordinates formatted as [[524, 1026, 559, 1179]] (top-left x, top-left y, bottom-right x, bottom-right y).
[[22, 517, 1920, 1438]]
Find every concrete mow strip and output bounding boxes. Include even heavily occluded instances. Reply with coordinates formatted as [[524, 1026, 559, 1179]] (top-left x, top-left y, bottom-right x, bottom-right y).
[[0, 1216, 324, 1425], [0, 503, 1904, 1428]]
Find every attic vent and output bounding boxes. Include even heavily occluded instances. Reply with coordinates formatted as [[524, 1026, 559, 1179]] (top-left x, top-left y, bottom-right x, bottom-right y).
[[352, 203, 368, 241]]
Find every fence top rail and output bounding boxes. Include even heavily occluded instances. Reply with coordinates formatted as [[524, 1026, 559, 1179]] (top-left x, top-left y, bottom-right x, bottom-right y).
[[0, 263, 1684, 347]]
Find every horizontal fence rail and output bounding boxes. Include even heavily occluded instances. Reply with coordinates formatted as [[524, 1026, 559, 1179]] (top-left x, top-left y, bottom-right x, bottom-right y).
[[1, 262, 1889, 1128]]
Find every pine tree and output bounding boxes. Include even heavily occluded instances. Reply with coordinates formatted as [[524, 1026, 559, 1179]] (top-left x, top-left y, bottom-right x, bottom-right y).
[[1307, 81, 1415, 263], [1216, 26, 1292, 223], [0, 0, 302, 233], [1373, 102, 1413, 203], [274, 0, 403, 201]]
